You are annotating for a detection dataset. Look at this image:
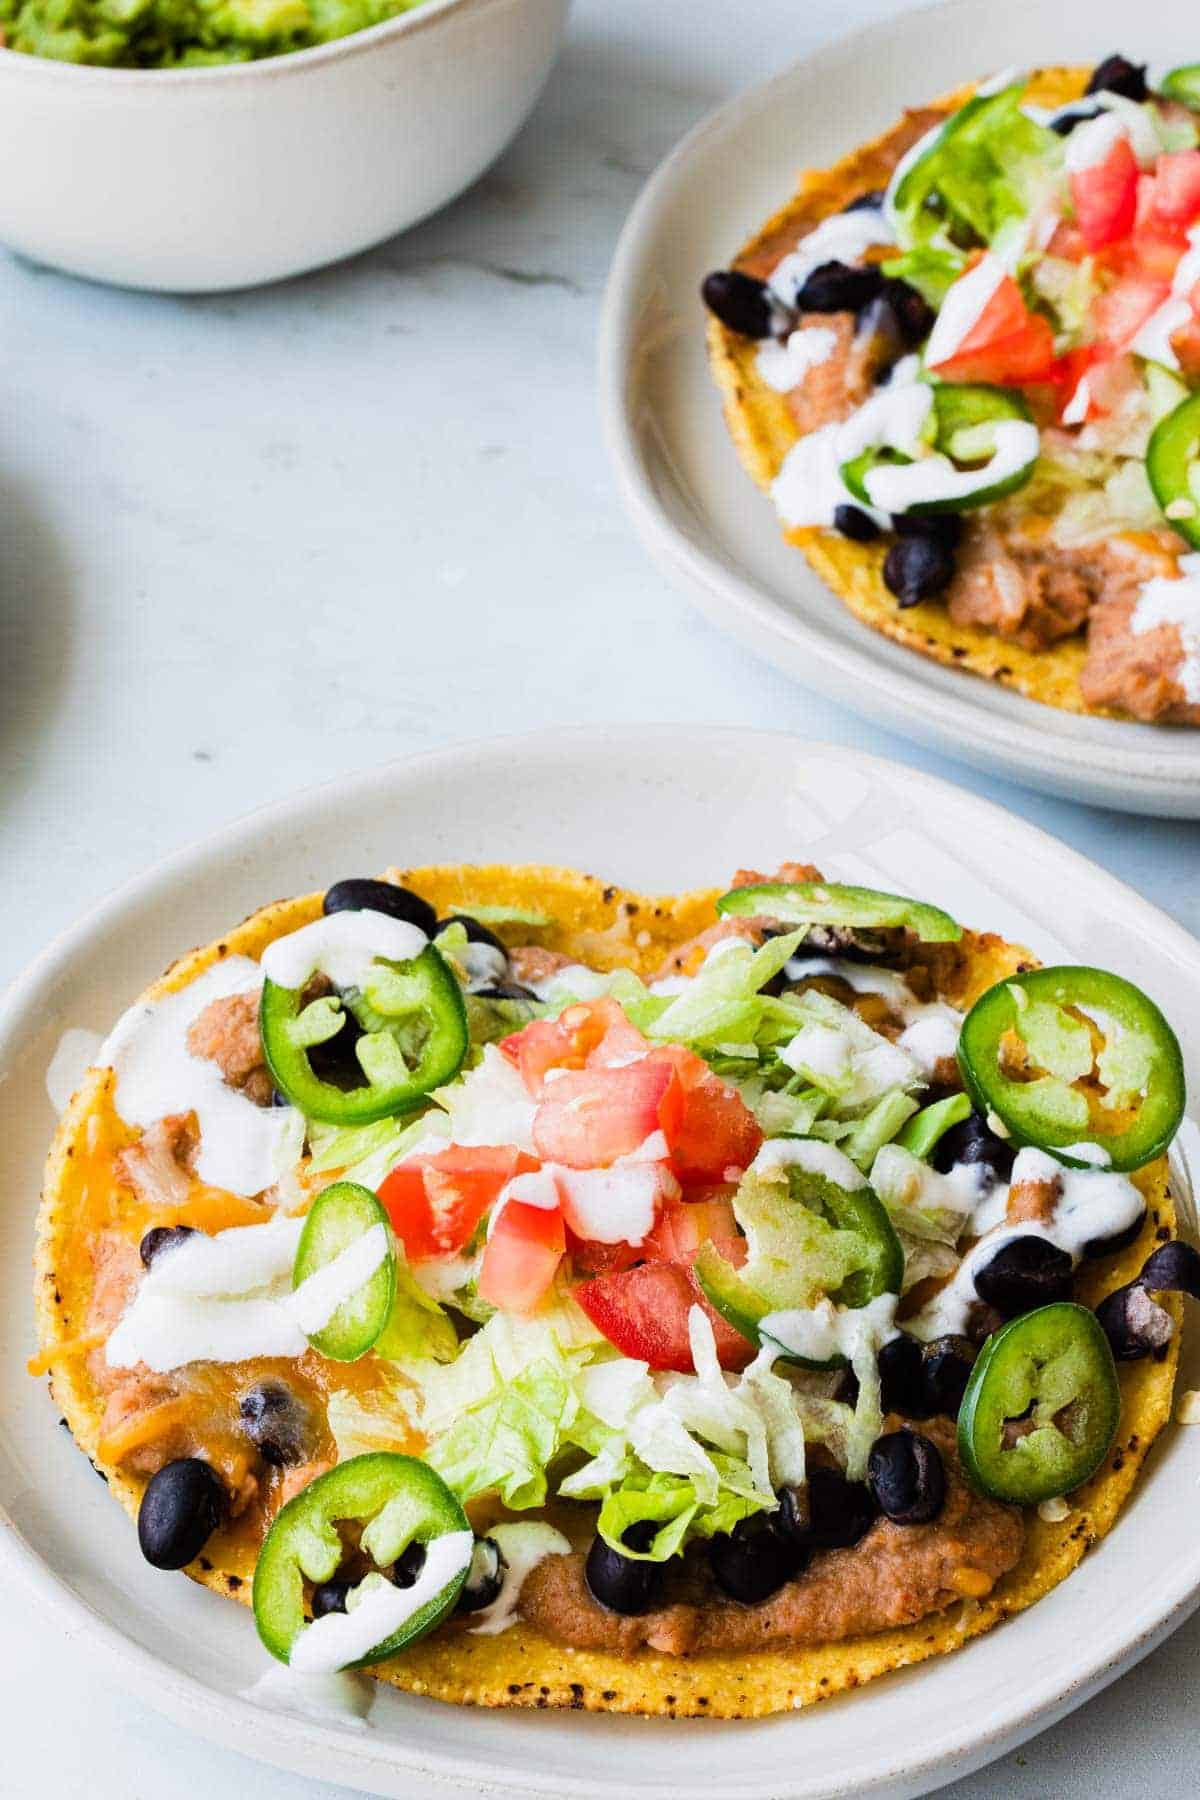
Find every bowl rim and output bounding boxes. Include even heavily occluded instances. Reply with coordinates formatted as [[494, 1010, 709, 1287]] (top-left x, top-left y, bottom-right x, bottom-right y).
[[0, 0, 507, 87]]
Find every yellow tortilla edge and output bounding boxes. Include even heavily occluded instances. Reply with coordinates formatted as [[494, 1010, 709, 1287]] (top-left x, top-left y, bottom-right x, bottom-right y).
[[34, 863, 1181, 1718], [705, 66, 1132, 722]]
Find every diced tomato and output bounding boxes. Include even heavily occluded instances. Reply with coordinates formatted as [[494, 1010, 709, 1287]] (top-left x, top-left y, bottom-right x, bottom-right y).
[[644, 1044, 763, 1184], [575, 1261, 754, 1372], [378, 1144, 536, 1260], [928, 267, 1059, 385], [1070, 136, 1139, 251], [1151, 150, 1200, 226], [478, 1199, 565, 1313], [564, 1229, 643, 1275], [645, 1192, 739, 1263], [532, 1061, 683, 1169], [501, 998, 649, 1098], [1092, 275, 1171, 352]]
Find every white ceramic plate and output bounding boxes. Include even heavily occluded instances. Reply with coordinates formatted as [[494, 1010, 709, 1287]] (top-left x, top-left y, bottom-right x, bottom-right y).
[[3, 727, 1199, 1799], [598, 0, 1200, 818]]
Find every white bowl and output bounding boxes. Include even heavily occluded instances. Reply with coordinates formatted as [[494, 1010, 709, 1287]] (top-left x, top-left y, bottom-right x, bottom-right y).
[[3, 725, 1200, 1798], [598, 0, 1200, 817], [0, 0, 567, 292]]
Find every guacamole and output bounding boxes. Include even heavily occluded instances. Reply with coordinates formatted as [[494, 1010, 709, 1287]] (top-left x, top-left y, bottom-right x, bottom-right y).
[[0, 0, 428, 66]]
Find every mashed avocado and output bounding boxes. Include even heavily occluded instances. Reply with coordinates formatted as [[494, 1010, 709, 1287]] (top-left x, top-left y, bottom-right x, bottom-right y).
[[0, 0, 427, 65]]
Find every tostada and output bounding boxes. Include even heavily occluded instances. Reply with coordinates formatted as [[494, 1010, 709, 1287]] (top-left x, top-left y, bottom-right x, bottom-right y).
[[33, 861, 1198, 1715], [703, 55, 1200, 722]]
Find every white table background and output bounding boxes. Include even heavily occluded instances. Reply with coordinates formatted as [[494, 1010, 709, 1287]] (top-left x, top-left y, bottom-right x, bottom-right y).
[[1, 0, 1197, 1791]]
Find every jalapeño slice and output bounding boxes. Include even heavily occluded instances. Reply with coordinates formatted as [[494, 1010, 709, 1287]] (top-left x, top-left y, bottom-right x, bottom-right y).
[[694, 1150, 903, 1367], [292, 1181, 396, 1362], [957, 1302, 1119, 1503], [957, 966, 1184, 1172], [840, 384, 1036, 516], [716, 879, 961, 943], [261, 941, 467, 1125], [1146, 391, 1200, 548], [253, 1453, 470, 1667]]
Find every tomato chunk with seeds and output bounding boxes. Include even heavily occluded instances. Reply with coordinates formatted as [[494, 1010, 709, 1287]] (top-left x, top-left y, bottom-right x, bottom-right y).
[[533, 1061, 683, 1169], [379, 1145, 536, 1260], [576, 1261, 754, 1372], [478, 1199, 565, 1313]]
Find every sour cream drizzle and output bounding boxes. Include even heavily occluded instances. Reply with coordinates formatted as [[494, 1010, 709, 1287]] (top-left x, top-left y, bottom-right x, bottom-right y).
[[761, 1291, 898, 1363], [786, 957, 962, 1075], [924, 253, 1007, 369], [288, 1532, 474, 1674], [756, 324, 839, 394], [260, 909, 427, 992], [1131, 553, 1200, 703], [106, 1212, 388, 1372], [466, 1522, 572, 1637], [771, 357, 932, 530], [906, 1146, 1145, 1340], [101, 955, 295, 1198], [767, 206, 889, 308]]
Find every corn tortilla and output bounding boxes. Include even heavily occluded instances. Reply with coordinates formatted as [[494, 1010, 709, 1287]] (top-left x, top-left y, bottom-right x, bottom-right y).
[[35, 863, 1181, 1716]]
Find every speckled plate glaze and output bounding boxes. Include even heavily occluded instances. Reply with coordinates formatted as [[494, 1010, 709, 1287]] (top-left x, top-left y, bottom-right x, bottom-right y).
[[2, 728, 1199, 1799], [598, 0, 1200, 817]]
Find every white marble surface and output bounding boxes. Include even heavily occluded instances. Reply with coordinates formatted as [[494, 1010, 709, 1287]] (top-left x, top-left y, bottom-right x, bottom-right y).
[[1, 0, 1197, 1792]]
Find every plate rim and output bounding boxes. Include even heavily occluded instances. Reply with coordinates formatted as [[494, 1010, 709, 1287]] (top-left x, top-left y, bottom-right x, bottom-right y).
[[6, 721, 1200, 1799], [595, 1, 1200, 816]]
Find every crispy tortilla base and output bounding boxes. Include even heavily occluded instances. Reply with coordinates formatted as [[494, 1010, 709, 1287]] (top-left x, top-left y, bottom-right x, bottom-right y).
[[705, 67, 1126, 720], [35, 864, 1181, 1717]]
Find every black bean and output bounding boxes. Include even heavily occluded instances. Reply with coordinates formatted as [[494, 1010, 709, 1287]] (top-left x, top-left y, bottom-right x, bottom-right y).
[[138, 1459, 226, 1570], [701, 270, 780, 339], [1095, 1280, 1175, 1362], [878, 1333, 928, 1417], [584, 1522, 665, 1615], [473, 981, 538, 1001], [323, 878, 437, 937], [931, 1108, 1015, 1181], [139, 1225, 197, 1269], [855, 292, 909, 380], [786, 922, 891, 965], [974, 1235, 1073, 1318], [774, 1468, 879, 1551], [1138, 1240, 1200, 1299], [882, 277, 936, 346], [1082, 1209, 1147, 1261], [883, 534, 956, 608], [239, 1381, 315, 1468], [457, 1537, 506, 1613], [1086, 55, 1148, 101], [1051, 104, 1102, 137], [393, 1541, 427, 1588], [438, 914, 506, 954], [843, 188, 886, 214], [921, 1336, 975, 1419], [271, 1087, 292, 1107], [834, 503, 881, 543], [893, 511, 964, 550], [796, 259, 886, 314], [867, 1429, 946, 1525], [709, 1515, 807, 1603], [311, 1579, 351, 1618]]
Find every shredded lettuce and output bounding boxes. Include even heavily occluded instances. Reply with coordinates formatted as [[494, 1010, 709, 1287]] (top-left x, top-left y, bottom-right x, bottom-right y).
[[374, 1247, 459, 1364], [889, 85, 1062, 255], [880, 245, 967, 305], [305, 1110, 445, 1190]]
